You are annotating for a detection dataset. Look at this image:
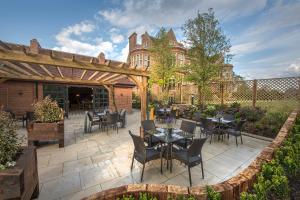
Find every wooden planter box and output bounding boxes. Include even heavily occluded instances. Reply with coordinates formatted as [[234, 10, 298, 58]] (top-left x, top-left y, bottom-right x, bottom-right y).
[[0, 146, 39, 200], [27, 120, 64, 148]]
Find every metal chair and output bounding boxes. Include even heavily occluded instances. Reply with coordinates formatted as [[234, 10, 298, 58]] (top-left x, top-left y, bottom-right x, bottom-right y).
[[23, 111, 34, 127], [222, 113, 235, 121], [141, 120, 160, 147], [200, 118, 218, 143], [102, 112, 119, 134], [172, 138, 207, 186], [226, 120, 246, 146], [118, 109, 126, 128], [129, 130, 162, 182], [174, 120, 196, 149], [87, 112, 101, 133]]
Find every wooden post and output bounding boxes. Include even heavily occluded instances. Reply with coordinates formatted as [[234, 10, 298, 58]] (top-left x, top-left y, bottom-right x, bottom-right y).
[[252, 79, 257, 107]]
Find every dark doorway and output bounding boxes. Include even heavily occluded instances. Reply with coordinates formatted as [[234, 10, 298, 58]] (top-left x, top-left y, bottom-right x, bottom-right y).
[[68, 87, 93, 111]]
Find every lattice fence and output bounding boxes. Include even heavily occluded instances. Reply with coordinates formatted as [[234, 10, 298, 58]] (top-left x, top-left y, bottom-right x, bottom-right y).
[[174, 76, 300, 105]]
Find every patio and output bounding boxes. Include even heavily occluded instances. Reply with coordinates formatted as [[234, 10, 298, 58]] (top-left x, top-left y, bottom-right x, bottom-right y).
[[16, 110, 270, 200]]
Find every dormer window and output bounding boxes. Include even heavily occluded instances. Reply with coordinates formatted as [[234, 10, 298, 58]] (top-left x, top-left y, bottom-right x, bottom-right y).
[[144, 41, 148, 47]]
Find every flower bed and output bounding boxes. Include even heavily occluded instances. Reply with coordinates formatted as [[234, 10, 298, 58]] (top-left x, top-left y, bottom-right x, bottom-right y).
[[178, 102, 295, 138], [83, 109, 299, 200]]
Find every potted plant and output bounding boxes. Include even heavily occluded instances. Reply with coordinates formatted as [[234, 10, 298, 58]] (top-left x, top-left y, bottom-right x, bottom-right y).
[[27, 96, 65, 148], [0, 109, 39, 200]]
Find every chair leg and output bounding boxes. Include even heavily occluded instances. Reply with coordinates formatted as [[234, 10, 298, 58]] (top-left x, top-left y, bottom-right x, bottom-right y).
[[160, 154, 163, 174], [235, 136, 238, 146], [201, 160, 204, 179], [188, 166, 192, 186], [141, 163, 145, 182], [240, 135, 243, 144], [210, 134, 213, 144], [117, 125, 118, 134], [131, 153, 135, 170]]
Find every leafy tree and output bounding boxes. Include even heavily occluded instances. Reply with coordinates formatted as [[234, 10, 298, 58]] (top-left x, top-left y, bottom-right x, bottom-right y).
[[182, 8, 232, 105], [149, 28, 177, 95]]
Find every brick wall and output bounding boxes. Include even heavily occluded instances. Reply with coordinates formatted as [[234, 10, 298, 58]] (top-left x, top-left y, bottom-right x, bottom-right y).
[[0, 81, 133, 115], [0, 81, 36, 116], [114, 87, 133, 113]]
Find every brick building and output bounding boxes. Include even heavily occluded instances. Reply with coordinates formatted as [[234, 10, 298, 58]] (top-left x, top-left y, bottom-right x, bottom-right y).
[[127, 29, 234, 103], [0, 39, 137, 118]]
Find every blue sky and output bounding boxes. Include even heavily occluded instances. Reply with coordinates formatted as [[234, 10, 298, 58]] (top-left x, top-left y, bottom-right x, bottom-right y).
[[1, 0, 300, 79]]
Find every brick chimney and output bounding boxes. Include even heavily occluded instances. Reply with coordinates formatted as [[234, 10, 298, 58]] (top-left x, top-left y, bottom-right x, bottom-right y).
[[141, 32, 149, 47], [129, 32, 137, 52], [98, 52, 105, 64], [29, 39, 41, 54]]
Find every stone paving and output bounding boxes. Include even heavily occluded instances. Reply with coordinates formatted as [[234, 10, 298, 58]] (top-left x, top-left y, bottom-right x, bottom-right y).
[[17, 110, 270, 200]]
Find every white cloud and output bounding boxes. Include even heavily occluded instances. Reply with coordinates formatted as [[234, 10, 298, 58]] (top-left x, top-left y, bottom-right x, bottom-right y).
[[53, 21, 114, 57], [231, 0, 300, 78], [111, 34, 124, 44], [116, 43, 129, 62], [98, 0, 267, 29]]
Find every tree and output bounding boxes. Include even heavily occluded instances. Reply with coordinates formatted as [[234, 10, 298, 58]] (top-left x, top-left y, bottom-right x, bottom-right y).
[[182, 8, 232, 105], [149, 28, 177, 97]]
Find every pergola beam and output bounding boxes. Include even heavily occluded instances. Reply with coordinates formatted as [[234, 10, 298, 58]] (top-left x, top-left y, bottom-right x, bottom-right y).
[[0, 50, 149, 77], [20, 62, 43, 76], [0, 73, 113, 86], [57, 66, 64, 78], [0, 61, 32, 76], [96, 72, 109, 81], [80, 70, 87, 80], [39, 64, 54, 77], [102, 73, 120, 82], [88, 71, 99, 80], [0, 65, 22, 76], [110, 75, 127, 83]]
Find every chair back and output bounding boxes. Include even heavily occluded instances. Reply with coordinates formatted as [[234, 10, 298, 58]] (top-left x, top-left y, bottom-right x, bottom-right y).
[[26, 111, 34, 121], [235, 120, 246, 131], [188, 138, 207, 157], [141, 120, 156, 132], [194, 112, 202, 122], [87, 112, 93, 122], [223, 113, 235, 121], [129, 130, 146, 157], [170, 109, 177, 119], [108, 112, 119, 123], [180, 120, 196, 134], [119, 109, 126, 118], [200, 118, 214, 130]]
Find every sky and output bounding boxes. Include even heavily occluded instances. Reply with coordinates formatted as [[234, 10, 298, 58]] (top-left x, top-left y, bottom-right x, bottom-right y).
[[0, 0, 300, 79]]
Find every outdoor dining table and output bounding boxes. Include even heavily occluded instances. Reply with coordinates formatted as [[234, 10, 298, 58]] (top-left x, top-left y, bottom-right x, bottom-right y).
[[207, 117, 234, 141], [158, 108, 171, 113], [151, 127, 194, 172]]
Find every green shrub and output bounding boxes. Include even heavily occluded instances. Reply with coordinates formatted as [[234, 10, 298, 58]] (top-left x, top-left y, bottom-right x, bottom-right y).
[[0, 109, 21, 170], [203, 105, 217, 117], [255, 112, 288, 138], [235, 106, 265, 122], [33, 96, 63, 123], [206, 186, 221, 200], [241, 116, 300, 199]]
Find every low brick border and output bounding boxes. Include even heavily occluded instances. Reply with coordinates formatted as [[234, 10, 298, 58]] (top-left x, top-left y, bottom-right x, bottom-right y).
[[83, 109, 299, 200]]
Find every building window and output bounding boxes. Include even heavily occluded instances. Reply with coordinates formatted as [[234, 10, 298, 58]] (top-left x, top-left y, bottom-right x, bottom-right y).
[[136, 54, 140, 67], [179, 53, 184, 65], [144, 55, 150, 67], [139, 54, 143, 67], [144, 41, 148, 47]]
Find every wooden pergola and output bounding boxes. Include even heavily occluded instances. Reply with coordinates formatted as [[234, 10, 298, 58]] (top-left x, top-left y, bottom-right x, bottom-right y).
[[0, 39, 150, 124]]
